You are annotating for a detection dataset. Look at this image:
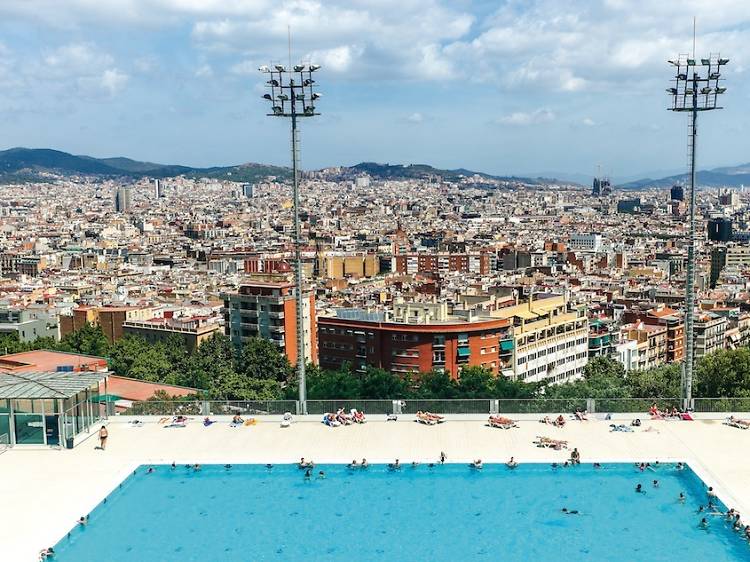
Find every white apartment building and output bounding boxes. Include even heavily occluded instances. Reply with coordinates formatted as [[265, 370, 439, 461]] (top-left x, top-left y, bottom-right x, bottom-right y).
[[493, 294, 589, 384], [570, 233, 603, 252]]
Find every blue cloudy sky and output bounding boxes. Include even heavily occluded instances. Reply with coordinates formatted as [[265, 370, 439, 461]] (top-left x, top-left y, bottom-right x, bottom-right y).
[[0, 0, 748, 179]]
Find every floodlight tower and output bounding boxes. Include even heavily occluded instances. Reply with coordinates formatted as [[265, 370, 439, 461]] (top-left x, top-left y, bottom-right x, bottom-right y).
[[667, 53, 728, 408], [259, 62, 321, 414]]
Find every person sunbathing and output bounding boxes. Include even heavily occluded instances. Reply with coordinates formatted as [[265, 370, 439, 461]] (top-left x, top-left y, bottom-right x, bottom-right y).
[[416, 411, 438, 424], [540, 416, 552, 424], [336, 409, 352, 425], [471, 459, 483, 469], [489, 415, 517, 428], [323, 413, 341, 427], [574, 409, 588, 421], [230, 414, 244, 426], [536, 436, 568, 450], [726, 416, 750, 429], [352, 409, 366, 423], [506, 456, 518, 469], [555, 415, 566, 427], [649, 404, 663, 419]]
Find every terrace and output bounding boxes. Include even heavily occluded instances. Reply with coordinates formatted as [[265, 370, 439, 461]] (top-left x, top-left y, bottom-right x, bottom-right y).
[[2, 402, 750, 560]]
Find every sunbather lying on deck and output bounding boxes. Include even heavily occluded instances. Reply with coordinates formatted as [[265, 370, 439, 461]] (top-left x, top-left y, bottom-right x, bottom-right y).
[[534, 436, 568, 450], [416, 411, 445, 424], [725, 415, 750, 429], [488, 415, 517, 428]]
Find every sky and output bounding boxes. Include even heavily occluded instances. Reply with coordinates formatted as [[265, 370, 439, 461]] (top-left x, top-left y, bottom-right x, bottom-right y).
[[0, 0, 749, 179]]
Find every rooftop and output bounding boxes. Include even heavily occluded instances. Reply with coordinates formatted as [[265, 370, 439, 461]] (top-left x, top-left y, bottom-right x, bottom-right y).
[[0, 370, 107, 399], [0, 350, 108, 374]]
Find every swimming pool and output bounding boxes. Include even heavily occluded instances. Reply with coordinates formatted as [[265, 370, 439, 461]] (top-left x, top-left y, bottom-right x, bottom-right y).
[[54, 463, 750, 561]]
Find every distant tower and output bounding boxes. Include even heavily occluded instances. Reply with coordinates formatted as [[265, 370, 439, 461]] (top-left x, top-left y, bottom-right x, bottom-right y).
[[154, 179, 164, 198], [670, 183, 685, 201], [242, 183, 254, 198], [592, 175, 611, 196], [115, 186, 133, 213]]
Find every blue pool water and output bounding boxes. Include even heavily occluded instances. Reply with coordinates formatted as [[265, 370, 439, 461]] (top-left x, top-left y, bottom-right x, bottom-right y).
[[54, 463, 750, 561]]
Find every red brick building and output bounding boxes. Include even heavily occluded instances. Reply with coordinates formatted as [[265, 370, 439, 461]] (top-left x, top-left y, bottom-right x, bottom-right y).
[[318, 315, 512, 378]]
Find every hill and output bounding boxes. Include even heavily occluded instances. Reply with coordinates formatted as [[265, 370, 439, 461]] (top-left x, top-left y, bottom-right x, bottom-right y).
[[619, 163, 750, 189], [0, 147, 290, 183]]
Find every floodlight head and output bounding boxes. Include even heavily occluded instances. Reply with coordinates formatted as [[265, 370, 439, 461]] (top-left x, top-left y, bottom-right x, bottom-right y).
[[677, 73, 687, 80], [685, 87, 694, 95], [718, 58, 729, 65], [295, 94, 305, 101], [709, 72, 720, 79], [668, 59, 678, 66], [311, 92, 321, 100], [303, 79, 315, 86], [263, 93, 273, 101], [715, 87, 727, 94], [687, 58, 696, 66], [294, 64, 305, 72], [258, 65, 270, 72], [666, 87, 677, 94], [267, 79, 279, 87], [274, 64, 286, 72], [309, 64, 321, 71], [304, 106, 315, 115], [701, 58, 710, 65], [700, 87, 712, 94], [277, 94, 289, 101], [272, 106, 283, 115]]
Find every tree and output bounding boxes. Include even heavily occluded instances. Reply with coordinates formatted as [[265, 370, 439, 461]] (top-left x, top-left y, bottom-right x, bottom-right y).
[[237, 337, 293, 382], [58, 322, 110, 357], [413, 370, 459, 399], [456, 366, 493, 398], [108, 335, 151, 377], [626, 363, 681, 398], [306, 366, 363, 399], [694, 348, 750, 398], [360, 367, 409, 399]]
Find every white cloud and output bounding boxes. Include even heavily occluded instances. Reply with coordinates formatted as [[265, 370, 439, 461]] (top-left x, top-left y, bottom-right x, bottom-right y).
[[406, 112, 424, 123], [100, 68, 129, 95], [308, 45, 362, 73], [195, 64, 214, 78], [230, 59, 256, 75], [496, 108, 556, 126], [582, 117, 596, 126]]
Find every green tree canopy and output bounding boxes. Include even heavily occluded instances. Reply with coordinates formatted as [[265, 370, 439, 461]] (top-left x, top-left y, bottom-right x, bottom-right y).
[[237, 337, 293, 382]]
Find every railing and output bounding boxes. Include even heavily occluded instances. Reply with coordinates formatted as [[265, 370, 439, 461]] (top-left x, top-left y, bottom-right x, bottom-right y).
[[114, 397, 750, 417], [693, 398, 750, 413]]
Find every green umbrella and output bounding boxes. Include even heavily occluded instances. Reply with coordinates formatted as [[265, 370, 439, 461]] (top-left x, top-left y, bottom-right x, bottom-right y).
[[89, 394, 123, 403]]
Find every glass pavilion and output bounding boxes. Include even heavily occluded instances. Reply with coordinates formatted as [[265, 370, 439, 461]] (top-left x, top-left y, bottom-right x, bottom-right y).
[[0, 371, 109, 447]]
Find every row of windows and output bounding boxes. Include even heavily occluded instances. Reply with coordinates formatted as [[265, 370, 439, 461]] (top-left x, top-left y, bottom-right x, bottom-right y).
[[321, 342, 353, 351]]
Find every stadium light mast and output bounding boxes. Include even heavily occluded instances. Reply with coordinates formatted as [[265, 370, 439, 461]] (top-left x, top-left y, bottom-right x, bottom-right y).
[[259, 62, 321, 415], [667, 51, 727, 408]]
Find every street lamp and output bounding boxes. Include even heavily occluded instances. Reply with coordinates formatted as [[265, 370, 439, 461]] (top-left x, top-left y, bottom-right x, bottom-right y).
[[667, 53, 727, 408], [260, 62, 321, 414]]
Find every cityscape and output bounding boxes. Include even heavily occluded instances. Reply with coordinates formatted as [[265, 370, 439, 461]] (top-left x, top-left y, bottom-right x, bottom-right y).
[[1, 1, 750, 561]]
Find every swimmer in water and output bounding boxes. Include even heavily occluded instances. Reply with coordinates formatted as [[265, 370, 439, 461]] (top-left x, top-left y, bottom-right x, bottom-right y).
[[147, 466, 155, 474], [304, 469, 312, 480], [678, 492, 685, 503], [225, 464, 232, 470], [636, 484, 644, 494], [77, 515, 88, 526], [317, 471, 325, 479], [561, 508, 579, 515], [699, 517, 709, 529], [170, 461, 176, 470], [471, 459, 483, 470], [387, 459, 400, 470]]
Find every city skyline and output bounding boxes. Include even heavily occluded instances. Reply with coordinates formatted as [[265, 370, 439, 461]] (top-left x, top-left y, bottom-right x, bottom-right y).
[[0, 0, 748, 177]]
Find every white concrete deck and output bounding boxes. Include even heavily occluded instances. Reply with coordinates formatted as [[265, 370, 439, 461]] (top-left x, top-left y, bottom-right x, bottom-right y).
[[2, 414, 750, 561]]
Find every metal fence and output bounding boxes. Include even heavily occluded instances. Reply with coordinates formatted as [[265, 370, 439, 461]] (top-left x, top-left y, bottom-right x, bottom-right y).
[[114, 397, 750, 417], [693, 398, 750, 413]]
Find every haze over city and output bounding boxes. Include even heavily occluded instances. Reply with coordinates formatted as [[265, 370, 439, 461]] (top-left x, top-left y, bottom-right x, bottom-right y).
[[0, 0, 749, 178]]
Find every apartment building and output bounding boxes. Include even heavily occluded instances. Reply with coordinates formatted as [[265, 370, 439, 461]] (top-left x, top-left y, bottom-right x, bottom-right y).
[[392, 252, 490, 276], [60, 305, 160, 342], [493, 294, 589, 384], [618, 322, 668, 371], [0, 307, 59, 342], [693, 313, 727, 358], [222, 281, 316, 365], [317, 304, 512, 378], [317, 252, 378, 279], [123, 317, 220, 352]]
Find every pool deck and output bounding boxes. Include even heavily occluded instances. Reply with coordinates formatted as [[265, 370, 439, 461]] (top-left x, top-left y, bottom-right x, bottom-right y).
[[2, 414, 750, 561]]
